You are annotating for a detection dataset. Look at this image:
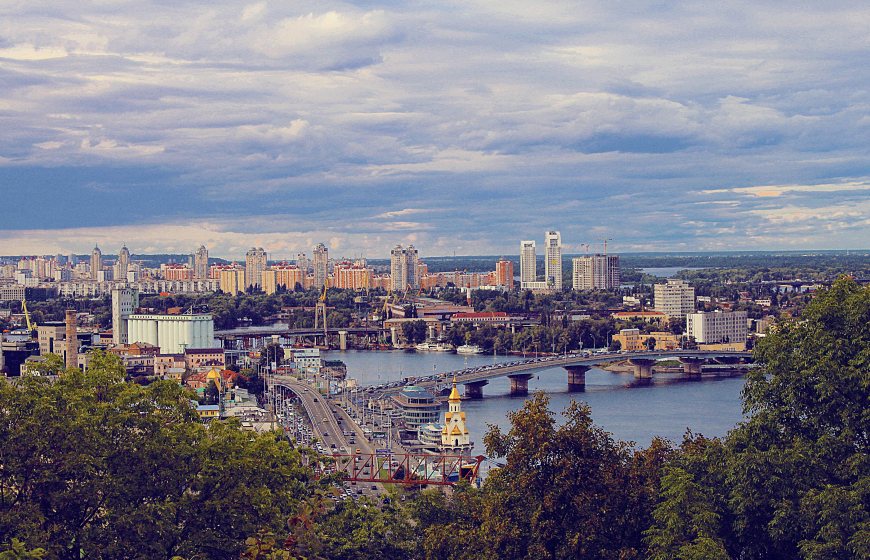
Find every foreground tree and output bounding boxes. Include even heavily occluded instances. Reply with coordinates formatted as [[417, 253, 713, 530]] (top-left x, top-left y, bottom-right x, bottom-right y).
[[646, 276, 869, 560], [0, 352, 321, 560], [729, 276, 869, 559], [480, 393, 671, 560]]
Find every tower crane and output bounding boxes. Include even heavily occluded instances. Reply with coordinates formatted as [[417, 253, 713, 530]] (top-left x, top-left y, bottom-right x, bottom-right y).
[[602, 238, 613, 256], [22, 296, 35, 332]]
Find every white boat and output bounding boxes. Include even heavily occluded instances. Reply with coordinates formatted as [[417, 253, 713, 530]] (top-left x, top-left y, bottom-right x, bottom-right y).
[[416, 342, 454, 352], [456, 344, 483, 355]]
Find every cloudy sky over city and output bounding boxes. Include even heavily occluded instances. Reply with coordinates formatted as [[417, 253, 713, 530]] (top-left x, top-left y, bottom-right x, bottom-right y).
[[1, 1, 868, 259]]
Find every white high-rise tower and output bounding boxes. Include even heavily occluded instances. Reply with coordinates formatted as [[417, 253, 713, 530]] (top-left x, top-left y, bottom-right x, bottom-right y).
[[520, 240, 536, 288], [544, 230, 562, 290]]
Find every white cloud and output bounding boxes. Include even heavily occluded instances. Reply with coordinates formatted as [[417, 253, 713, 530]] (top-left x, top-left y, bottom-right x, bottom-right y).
[[0, 43, 68, 60], [703, 180, 870, 198], [0, 1, 868, 253]]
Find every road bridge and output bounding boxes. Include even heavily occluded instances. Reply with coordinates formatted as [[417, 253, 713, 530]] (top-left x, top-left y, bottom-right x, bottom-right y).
[[373, 350, 753, 398]]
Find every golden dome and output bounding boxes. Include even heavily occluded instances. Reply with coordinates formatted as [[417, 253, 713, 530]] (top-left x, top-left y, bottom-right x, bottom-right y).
[[448, 375, 461, 402]]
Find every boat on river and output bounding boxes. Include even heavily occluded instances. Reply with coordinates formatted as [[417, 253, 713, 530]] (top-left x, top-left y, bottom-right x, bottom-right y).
[[415, 342, 455, 352], [456, 344, 484, 355]]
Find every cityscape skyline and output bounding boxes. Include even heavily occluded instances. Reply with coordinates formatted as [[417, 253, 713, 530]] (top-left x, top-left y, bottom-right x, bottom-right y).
[[1, 3, 869, 256]]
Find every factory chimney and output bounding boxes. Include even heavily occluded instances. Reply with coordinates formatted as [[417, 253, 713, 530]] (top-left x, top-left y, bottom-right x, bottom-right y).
[[65, 309, 78, 371]]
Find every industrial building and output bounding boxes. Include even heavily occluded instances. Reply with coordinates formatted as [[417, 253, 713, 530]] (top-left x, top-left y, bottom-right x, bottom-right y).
[[126, 313, 217, 354]]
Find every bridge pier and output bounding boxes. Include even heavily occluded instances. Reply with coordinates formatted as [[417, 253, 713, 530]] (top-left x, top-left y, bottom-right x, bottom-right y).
[[338, 330, 348, 351], [629, 358, 656, 379], [679, 357, 704, 375], [464, 380, 488, 399], [564, 365, 590, 391], [508, 373, 534, 396]]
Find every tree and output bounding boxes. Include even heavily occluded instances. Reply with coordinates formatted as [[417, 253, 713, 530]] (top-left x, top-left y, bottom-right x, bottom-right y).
[[402, 320, 428, 345], [0, 351, 322, 559], [202, 379, 220, 404], [480, 393, 670, 559], [645, 277, 870, 560], [28, 353, 64, 376], [645, 467, 730, 560], [726, 276, 870, 559], [0, 539, 46, 560], [646, 336, 657, 351]]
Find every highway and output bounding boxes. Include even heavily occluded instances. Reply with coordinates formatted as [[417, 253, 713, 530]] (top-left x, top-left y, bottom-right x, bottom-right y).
[[270, 375, 383, 497]]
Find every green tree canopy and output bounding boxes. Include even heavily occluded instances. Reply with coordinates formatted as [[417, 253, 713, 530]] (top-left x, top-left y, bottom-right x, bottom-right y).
[[0, 351, 322, 560]]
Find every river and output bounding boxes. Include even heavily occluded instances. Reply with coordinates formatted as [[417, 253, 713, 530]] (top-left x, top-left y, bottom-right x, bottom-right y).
[[323, 349, 746, 454], [641, 266, 706, 277]]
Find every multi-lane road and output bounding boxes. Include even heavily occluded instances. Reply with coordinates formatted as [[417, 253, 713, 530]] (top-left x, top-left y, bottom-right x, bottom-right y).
[[270, 375, 383, 497]]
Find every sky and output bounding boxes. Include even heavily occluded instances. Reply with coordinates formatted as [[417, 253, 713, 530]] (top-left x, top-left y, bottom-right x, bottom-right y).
[[1, 1, 869, 260]]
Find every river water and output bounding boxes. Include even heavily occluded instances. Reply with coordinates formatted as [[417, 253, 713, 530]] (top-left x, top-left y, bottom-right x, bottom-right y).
[[641, 266, 706, 277], [324, 349, 746, 454]]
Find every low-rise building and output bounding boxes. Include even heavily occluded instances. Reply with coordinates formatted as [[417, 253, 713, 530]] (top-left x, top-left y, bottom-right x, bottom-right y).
[[612, 329, 681, 352], [390, 385, 441, 437], [611, 311, 668, 324], [184, 347, 225, 371], [450, 312, 512, 326], [155, 353, 186, 378], [291, 348, 321, 375]]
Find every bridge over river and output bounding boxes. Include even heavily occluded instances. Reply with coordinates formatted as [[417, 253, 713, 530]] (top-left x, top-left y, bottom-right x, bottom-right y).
[[372, 350, 754, 398]]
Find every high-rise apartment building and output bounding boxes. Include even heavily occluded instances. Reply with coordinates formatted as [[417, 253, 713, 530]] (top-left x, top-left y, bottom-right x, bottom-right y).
[[262, 265, 306, 294], [390, 245, 420, 292], [406, 245, 419, 289], [495, 258, 514, 288], [296, 253, 309, 274], [194, 245, 209, 279], [161, 264, 193, 281], [313, 243, 328, 289], [572, 255, 620, 291], [245, 247, 267, 289], [90, 245, 102, 280], [520, 241, 536, 288], [544, 231, 562, 290], [654, 278, 696, 319], [219, 268, 246, 295], [686, 310, 748, 344], [115, 245, 130, 281], [333, 261, 372, 290]]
